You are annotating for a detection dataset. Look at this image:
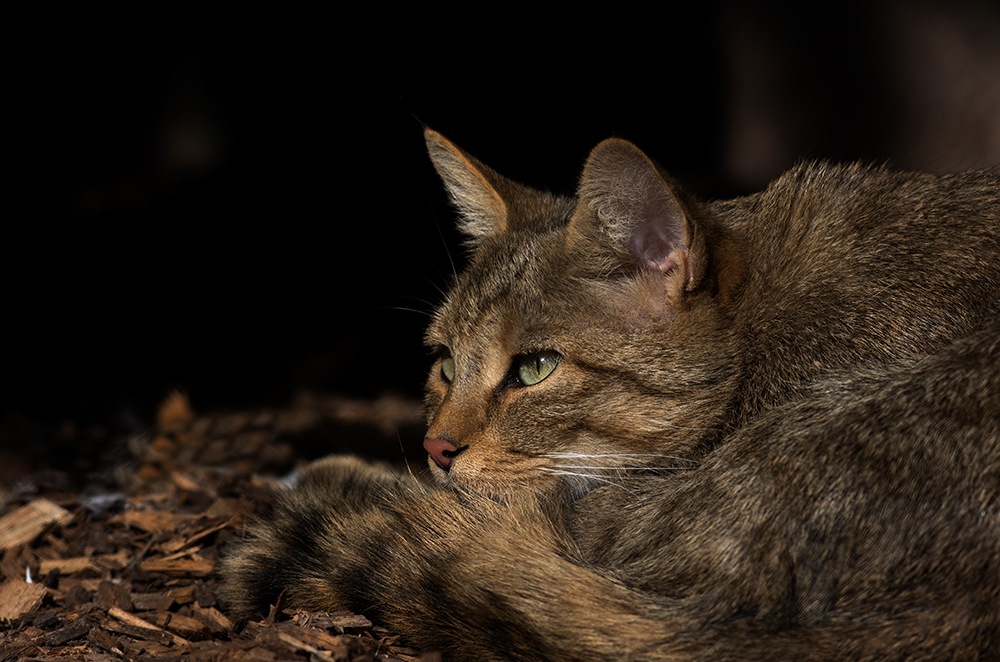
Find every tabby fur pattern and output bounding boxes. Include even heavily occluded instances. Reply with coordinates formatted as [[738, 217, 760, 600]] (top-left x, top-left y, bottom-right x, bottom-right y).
[[221, 130, 999, 661]]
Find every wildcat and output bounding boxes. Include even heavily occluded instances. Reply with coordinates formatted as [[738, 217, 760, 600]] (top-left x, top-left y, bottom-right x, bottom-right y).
[[221, 130, 999, 660]]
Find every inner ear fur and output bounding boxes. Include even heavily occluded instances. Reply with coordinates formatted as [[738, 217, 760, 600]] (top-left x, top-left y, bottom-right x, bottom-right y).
[[576, 138, 705, 290], [425, 129, 573, 245]]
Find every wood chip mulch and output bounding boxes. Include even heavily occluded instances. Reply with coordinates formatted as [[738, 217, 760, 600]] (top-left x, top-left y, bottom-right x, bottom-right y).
[[0, 391, 439, 661]]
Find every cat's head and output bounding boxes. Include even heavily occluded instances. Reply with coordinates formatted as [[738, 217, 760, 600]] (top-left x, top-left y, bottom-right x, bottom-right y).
[[421, 130, 735, 500]]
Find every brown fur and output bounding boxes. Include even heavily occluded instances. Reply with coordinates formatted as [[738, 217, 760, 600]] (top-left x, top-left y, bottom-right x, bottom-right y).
[[221, 130, 999, 660]]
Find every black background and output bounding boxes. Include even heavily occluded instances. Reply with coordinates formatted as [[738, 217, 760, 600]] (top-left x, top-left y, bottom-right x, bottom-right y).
[[3, 2, 998, 470]]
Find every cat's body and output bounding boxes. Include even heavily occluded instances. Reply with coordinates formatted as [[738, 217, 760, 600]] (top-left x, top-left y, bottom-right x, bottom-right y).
[[222, 131, 1000, 660]]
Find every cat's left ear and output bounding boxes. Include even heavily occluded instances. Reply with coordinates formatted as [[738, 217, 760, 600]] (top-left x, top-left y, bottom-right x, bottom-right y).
[[577, 138, 705, 289]]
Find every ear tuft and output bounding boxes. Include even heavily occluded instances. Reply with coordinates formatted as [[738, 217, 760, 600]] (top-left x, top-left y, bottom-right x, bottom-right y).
[[578, 139, 701, 288]]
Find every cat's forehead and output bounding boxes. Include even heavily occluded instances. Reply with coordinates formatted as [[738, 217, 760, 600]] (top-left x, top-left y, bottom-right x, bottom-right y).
[[427, 229, 571, 347]]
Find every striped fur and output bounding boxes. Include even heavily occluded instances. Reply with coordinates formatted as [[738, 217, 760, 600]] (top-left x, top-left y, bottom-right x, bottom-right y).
[[222, 131, 999, 660]]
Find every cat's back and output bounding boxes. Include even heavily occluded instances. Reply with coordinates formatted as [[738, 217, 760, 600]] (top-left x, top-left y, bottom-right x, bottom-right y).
[[718, 161, 998, 273], [709, 162, 999, 420]]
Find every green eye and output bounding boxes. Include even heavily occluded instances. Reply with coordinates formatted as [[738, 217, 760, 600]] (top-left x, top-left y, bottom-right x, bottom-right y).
[[517, 351, 560, 386], [440, 354, 455, 383]]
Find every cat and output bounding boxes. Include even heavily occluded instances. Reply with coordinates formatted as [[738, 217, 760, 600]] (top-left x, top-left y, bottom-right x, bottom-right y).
[[221, 129, 1000, 661]]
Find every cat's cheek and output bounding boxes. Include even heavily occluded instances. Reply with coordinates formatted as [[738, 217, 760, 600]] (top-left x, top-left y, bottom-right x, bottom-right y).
[[422, 382, 447, 425]]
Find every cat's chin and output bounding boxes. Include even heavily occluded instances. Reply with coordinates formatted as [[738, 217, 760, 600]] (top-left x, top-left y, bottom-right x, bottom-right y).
[[426, 457, 599, 503]]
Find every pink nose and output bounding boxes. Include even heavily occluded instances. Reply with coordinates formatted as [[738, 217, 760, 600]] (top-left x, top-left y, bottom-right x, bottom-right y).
[[424, 437, 460, 471]]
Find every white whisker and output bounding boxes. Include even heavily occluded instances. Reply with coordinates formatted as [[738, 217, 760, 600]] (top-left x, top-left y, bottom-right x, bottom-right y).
[[535, 450, 698, 497], [377, 305, 434, 318], [644, 418, 717, 432], [551, 465, 682, 471], [540, 468, 636, 494], [544, 452, 698, 464], [396, 430, 428, 496]]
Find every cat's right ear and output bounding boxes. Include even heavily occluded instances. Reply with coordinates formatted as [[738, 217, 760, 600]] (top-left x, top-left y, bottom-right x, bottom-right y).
[[425, 129, 570, 245], [425, 129, 510, 242]]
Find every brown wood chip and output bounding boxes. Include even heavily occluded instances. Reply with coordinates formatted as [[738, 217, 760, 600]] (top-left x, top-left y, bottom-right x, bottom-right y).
[[87, 626, 124, 655], [101, 615, 176, 647], [191, 603, 234, 633], [132, 591, 176, 611], [0, 391, 422, 661], [0, 579, 47, 620], [38, 556, 97, 575], [167, 584, 197, 604], [330, 611, 374, 630], [38, 551, 130, 576], [95, 579, 133, 611], [121, 508, 192, 534], [139, 557, 215, 577], [43, 616, 95, 646], [0, 499, 74, 551], [145, 610, 211, 640], [108, 606, 190, 646]]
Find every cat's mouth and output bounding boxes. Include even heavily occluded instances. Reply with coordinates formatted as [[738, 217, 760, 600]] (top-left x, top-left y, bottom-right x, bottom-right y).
[[423, 441, 696, 502], [434, 446, 701, 502], [423, 444, 564, 499]]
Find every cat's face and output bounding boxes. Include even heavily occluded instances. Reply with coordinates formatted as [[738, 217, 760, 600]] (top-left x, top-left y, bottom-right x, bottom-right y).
[[419, 131, 734, 499]]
